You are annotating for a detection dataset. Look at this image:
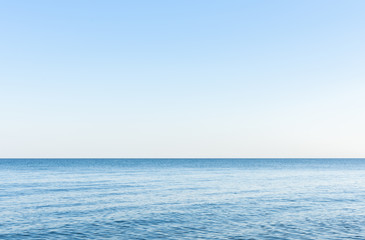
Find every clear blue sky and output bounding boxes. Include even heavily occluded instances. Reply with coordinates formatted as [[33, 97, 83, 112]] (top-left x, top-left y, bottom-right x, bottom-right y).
[[1, 0, 364, 158]]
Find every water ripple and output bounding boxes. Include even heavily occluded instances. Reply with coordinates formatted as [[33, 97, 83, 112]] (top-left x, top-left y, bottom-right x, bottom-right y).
[[1, 159, 365, 239]]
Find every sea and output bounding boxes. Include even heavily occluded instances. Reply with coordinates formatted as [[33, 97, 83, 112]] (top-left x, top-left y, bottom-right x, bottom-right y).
[[1, 158, 365, 239]]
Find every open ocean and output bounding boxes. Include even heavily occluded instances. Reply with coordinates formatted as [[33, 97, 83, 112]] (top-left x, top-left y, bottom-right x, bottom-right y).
[[1, 158, 365, 239]]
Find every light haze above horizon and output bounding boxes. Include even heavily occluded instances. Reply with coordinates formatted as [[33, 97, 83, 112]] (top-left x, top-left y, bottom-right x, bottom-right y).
[[1, 0, 364, 158]]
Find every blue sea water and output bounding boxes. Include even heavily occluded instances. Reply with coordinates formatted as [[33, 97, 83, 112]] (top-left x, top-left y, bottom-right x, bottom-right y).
[[1, 158, 365, 239]]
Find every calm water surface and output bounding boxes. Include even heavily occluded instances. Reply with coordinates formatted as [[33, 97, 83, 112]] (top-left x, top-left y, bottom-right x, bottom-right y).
[[1, 159, 365, 239]]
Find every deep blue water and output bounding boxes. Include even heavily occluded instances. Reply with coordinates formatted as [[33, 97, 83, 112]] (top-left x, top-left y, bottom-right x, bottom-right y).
[[1, 158, 365, 239]]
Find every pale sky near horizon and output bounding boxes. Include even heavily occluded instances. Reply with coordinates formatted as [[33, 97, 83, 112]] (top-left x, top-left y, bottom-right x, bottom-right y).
[[1, 0, 364, 158]]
